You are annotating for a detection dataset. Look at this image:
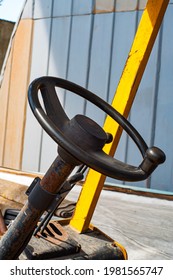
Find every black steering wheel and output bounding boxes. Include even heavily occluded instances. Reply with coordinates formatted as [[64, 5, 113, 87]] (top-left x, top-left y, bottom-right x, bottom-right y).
[[28, 76, 165, 182]]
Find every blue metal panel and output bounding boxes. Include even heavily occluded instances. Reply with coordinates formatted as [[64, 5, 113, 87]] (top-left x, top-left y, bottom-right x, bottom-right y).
[[21, 0, 33, 19], [73, 0, 93, 15], [34, 0, 52, 19], [150, 6, 173, 192], [53, 0, 72, 17], [138, 0, 147, 10], [22, 19, 52, 171], [86, 13, 114, 126], [95, 0, 115, 13], [29, 19, 52, 80], [65, 15, 93, 119], [48, 17, 71, 84], [48, 16, 71, 107], [40, 16, 72, 172], [108, 12, 137, 104], [115, 0, 138, 11]]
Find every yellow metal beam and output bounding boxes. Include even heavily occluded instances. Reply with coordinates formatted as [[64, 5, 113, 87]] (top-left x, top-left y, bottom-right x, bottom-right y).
[[70, 0, 169, 232]]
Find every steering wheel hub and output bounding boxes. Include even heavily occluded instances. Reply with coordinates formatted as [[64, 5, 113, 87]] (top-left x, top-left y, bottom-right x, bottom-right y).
[[28, 76, 166, 182], [65, 115, 108, 150], [58, 114, 108, 165]]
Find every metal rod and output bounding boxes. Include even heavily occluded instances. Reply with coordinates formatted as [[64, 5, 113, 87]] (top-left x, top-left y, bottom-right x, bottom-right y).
[[0, 156, 75, 259], [35, 165, 87, 236]]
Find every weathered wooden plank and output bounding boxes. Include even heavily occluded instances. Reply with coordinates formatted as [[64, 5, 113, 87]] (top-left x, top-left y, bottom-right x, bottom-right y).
[[0, 178, 27, 205], [0, 52, 12, 165], [3, 20, 33, 170]]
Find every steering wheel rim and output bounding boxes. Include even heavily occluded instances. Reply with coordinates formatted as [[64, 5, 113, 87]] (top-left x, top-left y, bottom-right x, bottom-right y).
[[28, 76, 165, 181]]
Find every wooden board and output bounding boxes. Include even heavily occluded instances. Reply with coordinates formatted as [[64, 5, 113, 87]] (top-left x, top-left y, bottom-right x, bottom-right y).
[[0, 51, 13, 165], [2, 19, 33, 170]]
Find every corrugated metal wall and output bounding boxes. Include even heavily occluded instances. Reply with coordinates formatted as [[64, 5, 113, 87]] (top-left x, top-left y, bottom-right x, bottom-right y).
[[2, 0, 173, 192]]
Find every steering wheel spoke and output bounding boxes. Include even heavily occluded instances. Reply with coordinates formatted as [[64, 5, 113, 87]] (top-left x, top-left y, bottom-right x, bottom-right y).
[[28, 76, 166, 182]]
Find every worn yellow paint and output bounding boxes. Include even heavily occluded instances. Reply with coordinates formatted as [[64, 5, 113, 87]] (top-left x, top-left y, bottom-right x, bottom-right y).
[[113, 240, 128, 260], [70, 0, 169, 232], [2, 19, 33, 169]]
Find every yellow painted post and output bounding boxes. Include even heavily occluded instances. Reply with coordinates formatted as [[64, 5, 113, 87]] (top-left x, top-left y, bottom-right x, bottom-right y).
[[70, 0, 169, 232]]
